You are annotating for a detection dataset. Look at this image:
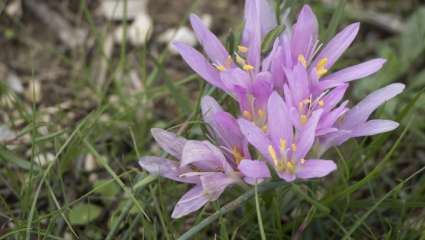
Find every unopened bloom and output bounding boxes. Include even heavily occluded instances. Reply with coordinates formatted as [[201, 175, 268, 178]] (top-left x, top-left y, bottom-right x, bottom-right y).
[[139, 128, 239, 218], [238, 92, 337, 182]]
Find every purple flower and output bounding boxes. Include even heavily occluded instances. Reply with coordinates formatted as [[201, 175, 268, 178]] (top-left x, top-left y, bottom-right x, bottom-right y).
[[174, 1, 278, 127], [318, 83, 405, 155], [139, 128, 239, 218], [238, 92, 337, 182], [272, 5, 386, 93]]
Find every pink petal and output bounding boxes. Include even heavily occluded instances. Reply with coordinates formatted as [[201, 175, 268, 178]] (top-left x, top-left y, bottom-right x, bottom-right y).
[[352, 119, 399, 137], [292, 5, 319, 61], [138, 156, 198, 183], [296, 109, 322, 159], [296, 159, 337, 179], [238, 119, 272, 162], [151, 128, 186, 158], [171, 185, 209, 219], [200, 173, 236, 201], [267, 92, 293, 145], [238, 159, 271, 181]]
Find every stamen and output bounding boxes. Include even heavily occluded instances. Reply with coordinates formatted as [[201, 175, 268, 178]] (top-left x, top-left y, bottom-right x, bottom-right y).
[[291, 144, 297, 153], [316, 57, 328, 78], [243, 64, 254, 71], [298, 102, 304, 112], [268, 145, 278, 166], [243, 110, 252, 120], [216, 65, 225, 71], [298, 54, 307, 68], [300, 159, 305, 164], [287, 162, 295, 169], [279, 139, 287, 151], [258, 109, 266, 119], [238, 45, 248, 53], [300, 114, 308, 125], [232, 146, 244, 164], [236, 54, 246, 65], [318, 100, 325, 107], [261, 125, 268, 132]]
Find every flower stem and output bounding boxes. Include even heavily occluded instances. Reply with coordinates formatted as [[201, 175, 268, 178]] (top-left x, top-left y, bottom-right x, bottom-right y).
[[178, 181, 283, 240], [255, 183, 267, 240]]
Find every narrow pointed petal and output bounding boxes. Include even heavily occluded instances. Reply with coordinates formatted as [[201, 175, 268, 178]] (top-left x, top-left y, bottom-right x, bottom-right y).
[[296, 159, 337, 179], [171, 185, 209, 219], [200, 173, 235, 201], [190, 14, 229, 64], [318, 130, 352, 156], [320, 84, 349, 112], [138, 156, 198, 183], [181, 140, 227, 171], [174, 42, 223, 89], [251, 72, 274, 109], [212, 111, 247, 153], [201, 96, 223, 124], [292, 5, 318, 61], [352, 120, 399, 137], [343, 83, 405, 129], [238, 159, 271, 181], [268, 92, 292, 145], [278, 172, 296, 182], [238, 119, 272, 161], [296, 109, 322, 159], [151, 128, 186, 158], [319, 58, 386, 90], [312, 23, 360, 70]]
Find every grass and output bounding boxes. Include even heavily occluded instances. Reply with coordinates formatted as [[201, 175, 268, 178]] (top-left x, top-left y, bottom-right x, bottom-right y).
[[1, 0, 425, 239]]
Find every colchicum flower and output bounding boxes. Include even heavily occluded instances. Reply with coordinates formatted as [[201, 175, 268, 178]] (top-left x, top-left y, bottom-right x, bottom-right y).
[[139, 0, 405, 218], [238, 92, 337, 182]]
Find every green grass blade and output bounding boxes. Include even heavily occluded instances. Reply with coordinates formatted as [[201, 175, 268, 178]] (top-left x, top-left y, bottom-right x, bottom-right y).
[[255, 183, 267, 240]]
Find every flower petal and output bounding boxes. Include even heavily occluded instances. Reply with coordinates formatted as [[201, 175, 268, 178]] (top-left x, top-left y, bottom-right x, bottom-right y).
[[190, 14, 229, 65], [342, 83, 405, 129], [319, 58, 386, 90], [296, 159, 337, 179], [173, 42, 223, 89], [351, 119, 399, 137], [238, 159, 271, 181], [312, 23, 360, 70], [201, 96, 223, 124], [292, 5, 318, 61], [138, 156, 198, 183], [238, 119, 272, 161], [171, 185, 209, 219], [296, 109, 322, 159], [200, 173, 236, 201], [151, 128, 186, 158], [267, 92, 293, 145]]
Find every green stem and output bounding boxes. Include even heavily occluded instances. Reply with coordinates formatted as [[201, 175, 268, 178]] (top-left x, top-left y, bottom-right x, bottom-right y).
[[178, 182, 283, 240], [255, 184, 267, 240]]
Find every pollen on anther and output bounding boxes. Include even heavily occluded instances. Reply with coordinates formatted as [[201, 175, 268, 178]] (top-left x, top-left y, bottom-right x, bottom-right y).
[[243, 110, 252, 120], [291, 144, 297, 152], [300, 114, 308, 125], [258, 109, 266, 119], [300, 159, 305, 164], [318, 100, 325, 107], [216, 65, 226, 71], [238, 45, 248, 53], [243, 64, 254, 71], [298, 55, 307, 68], [279, 139, 287, 150], [261, 125, 268, 132]]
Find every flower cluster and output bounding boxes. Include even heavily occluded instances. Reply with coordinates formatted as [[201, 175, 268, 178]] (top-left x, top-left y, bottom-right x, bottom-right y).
[[139, 1, 404, 218]]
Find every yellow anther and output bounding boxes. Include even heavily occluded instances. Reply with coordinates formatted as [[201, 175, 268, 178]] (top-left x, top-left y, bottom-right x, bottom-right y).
[[216, 65, 226, 71], [236, 55, 246, 65], [300, 114, 308, 125], [287, 161, 295, 169], [232, 146, 244, 164], [258, 109, 266, 119], [243, 110, 252, 120], [238, 45, 248, 53], [291, 144, 297, 152], [318, 100, 325, 107], [298, 54, 307, 68], [261, 125, 268, 132], [279, 139, 287, 150], [243, 64, 254, 71], [316, 57, 328, 77], [268, 145, 278, 165], [300, 158, 305, 164]]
